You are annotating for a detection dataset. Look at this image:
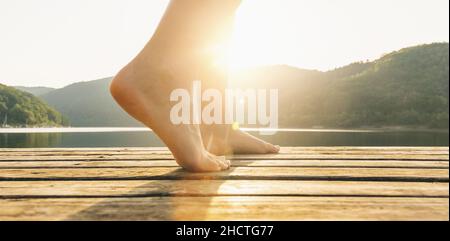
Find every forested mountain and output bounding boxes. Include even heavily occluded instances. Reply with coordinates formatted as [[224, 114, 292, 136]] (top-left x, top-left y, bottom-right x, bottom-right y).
[[41, 78, 142, 127], [0, 84, 66, 127], [13, 86, 55, 96], [321, 43, 449, 128], [232, 43, 449, 128], [37, 43, 449, 129]]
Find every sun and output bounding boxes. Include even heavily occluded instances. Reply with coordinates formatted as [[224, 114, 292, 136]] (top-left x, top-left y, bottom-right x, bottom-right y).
[[226, 0, 292, 73]]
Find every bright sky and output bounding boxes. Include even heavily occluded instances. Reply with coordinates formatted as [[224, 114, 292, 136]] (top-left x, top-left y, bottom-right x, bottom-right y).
[[0, 0, 448, 88]]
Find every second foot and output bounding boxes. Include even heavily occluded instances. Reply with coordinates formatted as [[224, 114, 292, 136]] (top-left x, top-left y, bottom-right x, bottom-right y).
[[201, 124, 280, 156]]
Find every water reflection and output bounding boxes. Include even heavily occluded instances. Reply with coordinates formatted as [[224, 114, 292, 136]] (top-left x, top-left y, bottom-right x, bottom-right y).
[[0, 128, 448, 148], [1, 132, 62, 148]]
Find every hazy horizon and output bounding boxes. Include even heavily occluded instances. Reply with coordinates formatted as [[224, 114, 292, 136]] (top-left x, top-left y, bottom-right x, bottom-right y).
[[6, 43, 448, 89], [1, 0, 449, 88]]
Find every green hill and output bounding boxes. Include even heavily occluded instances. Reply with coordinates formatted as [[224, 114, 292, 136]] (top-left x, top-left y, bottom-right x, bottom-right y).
[[231, 43, 449, 129], [13, 86, 55, 96], [41, 78, 142, 127], [0, 84, 67, 127], [319, 43, 449, 128], [38, 43, 448, 129]]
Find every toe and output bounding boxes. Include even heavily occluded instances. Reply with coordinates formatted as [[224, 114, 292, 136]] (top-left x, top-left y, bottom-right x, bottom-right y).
[[264, 143, 280, 154], [187, 153, 228, 172], [181, 154, 220, 172], [202, 156, 222, 172], [272, 145, 281, 153], [215, 156, 231, 170]]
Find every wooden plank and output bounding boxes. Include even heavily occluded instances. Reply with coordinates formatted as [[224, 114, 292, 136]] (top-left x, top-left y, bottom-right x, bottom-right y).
[[281, 146, 449, 153], [1, 149, 448, 156], [0, 147, 169, 152], [0, 180, 447, 198], [0, 147, 449, 157], [1, 154, 448, 161], [1, 146, 447, 152], [0, 196, 447, 221], [237, 154, 449, 161], [0, 167, 447, 182], [0, 154, 173, 161], [0, 160, 447, 169], [1, 147, 447, 162]]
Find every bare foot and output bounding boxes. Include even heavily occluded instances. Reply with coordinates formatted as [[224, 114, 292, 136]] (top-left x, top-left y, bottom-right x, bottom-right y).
[[199, 61, 280, 156], [110, 54, 230, 172], [201, 124, 280, 156]]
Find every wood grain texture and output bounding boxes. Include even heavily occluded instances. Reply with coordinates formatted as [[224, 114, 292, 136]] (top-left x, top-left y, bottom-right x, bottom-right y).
[[0, 153, 448, 161], [0, 160, 447, 168], [0, 147, 448, 221], [1, 146, 447, 152], [0, 167, 448, 182], [0, 180, 447, 198], [0, 197, 447, 221], [1, 150, 448, 156], [1, 147, 448, 160]]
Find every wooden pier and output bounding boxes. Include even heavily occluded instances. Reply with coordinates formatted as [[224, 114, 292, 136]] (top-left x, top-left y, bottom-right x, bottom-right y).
[[0, 147, 448, 220]]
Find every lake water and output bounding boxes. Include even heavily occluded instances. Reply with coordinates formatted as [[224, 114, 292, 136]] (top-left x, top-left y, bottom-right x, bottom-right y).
[[0, 127, 448, 148]]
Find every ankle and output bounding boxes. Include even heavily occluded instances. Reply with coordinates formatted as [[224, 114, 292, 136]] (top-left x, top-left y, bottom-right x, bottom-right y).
[[140, 30, 230, 70]]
